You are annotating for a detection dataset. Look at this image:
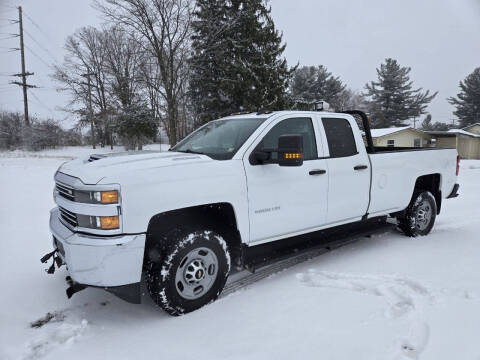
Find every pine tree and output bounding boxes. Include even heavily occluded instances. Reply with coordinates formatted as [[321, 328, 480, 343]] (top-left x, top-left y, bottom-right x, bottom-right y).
[[421, 114, 433, 130], [189, 0, 293, 123], [365, 58, 437, 128], [290, 65, 346, 110], [448, 67, 480, 128]]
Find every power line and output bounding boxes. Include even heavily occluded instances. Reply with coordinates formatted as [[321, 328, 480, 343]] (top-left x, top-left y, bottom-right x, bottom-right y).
[[22, 9, 55, 43], [0, 35, 19, 40], [25, 44, 53, 69], [24, 29, 58, 63], [29, 90, 55, 114]]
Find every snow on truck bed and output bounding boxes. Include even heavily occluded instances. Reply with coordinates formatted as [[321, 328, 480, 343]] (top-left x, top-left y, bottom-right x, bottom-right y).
[[0, 147, 479, 360]]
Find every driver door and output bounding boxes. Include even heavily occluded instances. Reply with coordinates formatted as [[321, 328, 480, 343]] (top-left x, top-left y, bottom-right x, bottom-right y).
[[243, 116, 328, 244]]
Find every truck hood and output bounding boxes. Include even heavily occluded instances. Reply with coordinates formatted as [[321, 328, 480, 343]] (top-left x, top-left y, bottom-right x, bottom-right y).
[[59, 150, 213, 184]]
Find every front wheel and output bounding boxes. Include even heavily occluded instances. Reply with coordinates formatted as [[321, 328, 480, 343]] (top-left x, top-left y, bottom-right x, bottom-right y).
[[146, 229, 231, 316], [398, 191, 437, 237]]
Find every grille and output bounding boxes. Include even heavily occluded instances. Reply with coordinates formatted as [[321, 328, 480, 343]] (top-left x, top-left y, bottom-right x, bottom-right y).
[[59, 206, 78, 228], [55, 181, 75, 201]]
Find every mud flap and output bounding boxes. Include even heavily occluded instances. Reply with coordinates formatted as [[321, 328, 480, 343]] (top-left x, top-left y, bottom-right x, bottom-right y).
[[65, 276, 86, 298]]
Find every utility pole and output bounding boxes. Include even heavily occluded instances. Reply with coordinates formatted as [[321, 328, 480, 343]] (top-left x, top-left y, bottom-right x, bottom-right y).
[[10, 6, 36, 127], [81, 72, 96, 149], [18, 6, 28, 126]]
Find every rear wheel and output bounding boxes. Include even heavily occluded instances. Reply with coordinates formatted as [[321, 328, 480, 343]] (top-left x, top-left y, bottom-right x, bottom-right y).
[[398, 191, 437, 237], [146, 228, 230, 316]]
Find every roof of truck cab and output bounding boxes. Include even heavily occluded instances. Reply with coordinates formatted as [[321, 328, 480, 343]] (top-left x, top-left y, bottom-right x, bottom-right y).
[[221, 110, 352, 120]]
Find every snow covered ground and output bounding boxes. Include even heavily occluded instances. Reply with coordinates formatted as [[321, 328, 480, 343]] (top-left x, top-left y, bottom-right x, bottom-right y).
[[0, 147, 479, 360]]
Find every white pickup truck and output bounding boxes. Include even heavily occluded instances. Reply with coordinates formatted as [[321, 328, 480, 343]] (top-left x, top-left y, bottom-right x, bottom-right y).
[[45, 109, 460, 315]]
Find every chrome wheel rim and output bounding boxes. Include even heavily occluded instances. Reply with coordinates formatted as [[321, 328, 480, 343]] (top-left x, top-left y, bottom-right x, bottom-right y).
[[415, 199, 432, 231], [174, 247, 218, 300]]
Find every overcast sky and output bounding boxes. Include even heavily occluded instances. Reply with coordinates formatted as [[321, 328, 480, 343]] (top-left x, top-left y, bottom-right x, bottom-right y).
[[1, 0, 479, 128]]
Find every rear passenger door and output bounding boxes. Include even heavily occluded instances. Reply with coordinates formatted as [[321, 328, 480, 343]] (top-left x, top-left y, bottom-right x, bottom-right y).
[[319, 117, 370, 224]]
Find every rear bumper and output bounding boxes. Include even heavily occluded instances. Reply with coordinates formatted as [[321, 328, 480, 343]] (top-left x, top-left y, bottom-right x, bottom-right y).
[[49, 208, 146, 288], [447, 183, 460, 199]]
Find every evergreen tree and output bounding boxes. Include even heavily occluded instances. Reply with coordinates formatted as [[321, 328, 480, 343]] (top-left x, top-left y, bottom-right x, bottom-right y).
[[189, 0, 293, 123], [290, 65, 346, 110], [421, 114, 433, 130], [117, 104, 158, 150], [421, 114, 452, 131], [448, 67, 480, 128], [365, 58, 437, 128]]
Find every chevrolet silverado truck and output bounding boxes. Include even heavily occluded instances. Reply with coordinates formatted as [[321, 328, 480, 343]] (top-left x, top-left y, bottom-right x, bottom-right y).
[[45, 109, 460, 315]]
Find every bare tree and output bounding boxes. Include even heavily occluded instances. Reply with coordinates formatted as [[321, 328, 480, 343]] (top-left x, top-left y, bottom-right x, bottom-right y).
[[53, 27, 111, 147], [96, 0, 193, 145], [103, 27, 145, 109]]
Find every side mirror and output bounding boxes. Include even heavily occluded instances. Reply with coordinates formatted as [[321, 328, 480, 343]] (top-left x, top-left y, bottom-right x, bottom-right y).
[[252, 150, 270, 164], [278, 134, 303, 167]]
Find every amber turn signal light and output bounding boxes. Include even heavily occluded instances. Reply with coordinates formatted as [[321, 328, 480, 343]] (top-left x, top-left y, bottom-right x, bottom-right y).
[[101, 191, 118, 204], [100, 216, 119, 229], [284, 153, 303, 159]]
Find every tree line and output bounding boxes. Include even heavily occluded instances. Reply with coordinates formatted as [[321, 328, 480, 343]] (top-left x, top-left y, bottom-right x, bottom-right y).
[[51, 0, 480, 146], [3, 0, 479, 151]]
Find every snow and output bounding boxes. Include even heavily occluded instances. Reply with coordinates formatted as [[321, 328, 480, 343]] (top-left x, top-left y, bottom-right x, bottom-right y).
[[370, 126, 412, 138], [447, 129, 480, 138], [1, 147, 480, 360], [0, 144, 170, 160]]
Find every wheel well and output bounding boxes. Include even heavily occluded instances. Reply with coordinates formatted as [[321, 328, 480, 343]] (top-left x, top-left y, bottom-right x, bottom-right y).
[[144, 203, 242, 267], [413, 174, 442, 214]]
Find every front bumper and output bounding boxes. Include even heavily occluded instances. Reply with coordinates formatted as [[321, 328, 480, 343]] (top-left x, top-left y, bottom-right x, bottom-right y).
[[49, 208, 146, 289]]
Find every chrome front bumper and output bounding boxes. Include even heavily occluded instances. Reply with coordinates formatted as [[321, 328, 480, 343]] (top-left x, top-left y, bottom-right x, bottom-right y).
[[49, 208, 146, 287]]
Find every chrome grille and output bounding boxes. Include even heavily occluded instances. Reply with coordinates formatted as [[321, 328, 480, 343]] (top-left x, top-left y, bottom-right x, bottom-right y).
[[55, 181, 75, 201], [58, 206, 78, 228]]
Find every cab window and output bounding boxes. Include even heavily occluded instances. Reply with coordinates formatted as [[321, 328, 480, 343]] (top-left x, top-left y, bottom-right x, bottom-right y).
[[322, 118, 358, 157], [257, 117, 317, 161]]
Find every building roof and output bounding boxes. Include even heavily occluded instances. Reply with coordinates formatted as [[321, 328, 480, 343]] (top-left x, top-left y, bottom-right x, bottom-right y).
[[370, 126, 420, 138], [463, 123, 480, 130], [426, 129, 480, 138], [447, 129, 480, 138]]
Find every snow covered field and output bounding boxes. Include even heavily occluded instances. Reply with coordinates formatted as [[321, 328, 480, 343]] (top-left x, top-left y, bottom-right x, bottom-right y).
[[0, 147, 479, 360]]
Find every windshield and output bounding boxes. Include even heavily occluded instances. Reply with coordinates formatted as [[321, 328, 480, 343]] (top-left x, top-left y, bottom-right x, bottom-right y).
[[172, 118, 266, 160]]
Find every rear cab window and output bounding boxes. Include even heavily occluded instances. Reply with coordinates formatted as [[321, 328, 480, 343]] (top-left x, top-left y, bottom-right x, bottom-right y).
[[321, 118, 358, 158]]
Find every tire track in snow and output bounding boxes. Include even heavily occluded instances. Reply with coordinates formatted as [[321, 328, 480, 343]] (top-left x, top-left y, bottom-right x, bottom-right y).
[[296, 270, 432, 359]]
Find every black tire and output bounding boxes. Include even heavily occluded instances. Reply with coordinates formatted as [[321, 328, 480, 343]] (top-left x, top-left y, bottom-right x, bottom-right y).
[[398, 191, 437, 237], [146, 228, 230, 316]]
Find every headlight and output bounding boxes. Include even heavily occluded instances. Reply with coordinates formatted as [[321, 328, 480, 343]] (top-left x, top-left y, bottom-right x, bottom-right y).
[[99, 216, 120, 229], [94, 190, 119, 204], [72, 190, 119, 204], [77, 214, 120, 230]]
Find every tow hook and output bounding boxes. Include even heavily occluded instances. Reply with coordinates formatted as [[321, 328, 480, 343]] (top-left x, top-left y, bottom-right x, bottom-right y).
[[40, 249, 63, 274], [65, 276, 86, 299]]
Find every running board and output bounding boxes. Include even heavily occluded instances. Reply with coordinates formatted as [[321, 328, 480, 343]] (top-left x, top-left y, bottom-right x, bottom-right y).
[[222, 221, 395, 297]]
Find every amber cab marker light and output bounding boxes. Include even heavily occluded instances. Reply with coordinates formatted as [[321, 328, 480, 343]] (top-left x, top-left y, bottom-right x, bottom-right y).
[[101, 191, 118, 204], [100, 216, 119, 229]]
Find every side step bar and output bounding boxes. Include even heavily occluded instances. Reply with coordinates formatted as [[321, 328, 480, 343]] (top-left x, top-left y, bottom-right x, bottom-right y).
[[223, 221, 394, 297]]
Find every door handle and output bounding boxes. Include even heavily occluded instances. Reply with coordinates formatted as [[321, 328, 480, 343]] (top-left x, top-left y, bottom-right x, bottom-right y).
[[309, 169, 326, 175], [354, 165, 368, 170]]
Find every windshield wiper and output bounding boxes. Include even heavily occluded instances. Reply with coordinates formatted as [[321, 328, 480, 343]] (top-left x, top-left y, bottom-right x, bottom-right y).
[[176, 149, 205, 155]]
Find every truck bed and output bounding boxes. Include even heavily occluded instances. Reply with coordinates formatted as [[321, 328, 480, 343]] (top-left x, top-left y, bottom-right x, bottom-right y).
[[371, 146, 455, 153]]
